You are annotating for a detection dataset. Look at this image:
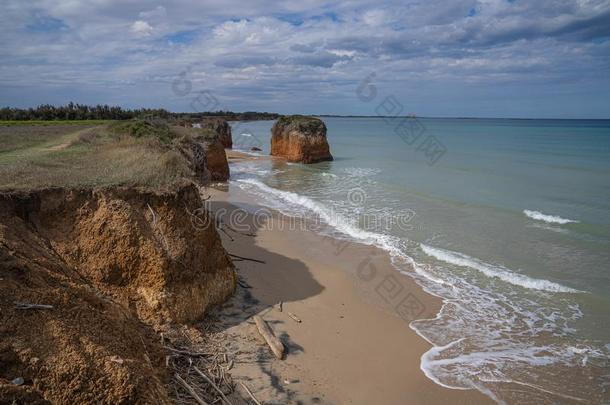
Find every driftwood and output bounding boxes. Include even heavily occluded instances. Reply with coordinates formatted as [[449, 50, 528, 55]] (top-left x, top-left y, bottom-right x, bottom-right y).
[[14, 302, 53, 310], [287, 312, 301, 323], [228, 253, 265, 264], [175, 373, 209, 405], [193, 367, 232, 405], [239, 382, 262, 405], [253, 315, 285, 360]]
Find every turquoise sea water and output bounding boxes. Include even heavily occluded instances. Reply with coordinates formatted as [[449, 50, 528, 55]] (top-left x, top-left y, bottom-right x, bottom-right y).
[[229, 117, 610, 404]]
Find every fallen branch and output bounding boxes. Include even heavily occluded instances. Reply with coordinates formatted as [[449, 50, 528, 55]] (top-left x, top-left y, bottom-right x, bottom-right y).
[[14, 302, 53, 310], [287, 312, 301, 323], [253, 315, 284, 360], [240, 382, 262, 405], [175, 373, 209, 405], [194, 367, 232, 405], [228, 253, 265, 264]]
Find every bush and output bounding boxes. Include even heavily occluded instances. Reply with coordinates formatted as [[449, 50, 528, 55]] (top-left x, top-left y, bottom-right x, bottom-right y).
[[109, 119, 174, 144]]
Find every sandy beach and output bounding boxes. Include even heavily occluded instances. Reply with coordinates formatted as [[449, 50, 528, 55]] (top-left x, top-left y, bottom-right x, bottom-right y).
[[205, 151, 492, 404]]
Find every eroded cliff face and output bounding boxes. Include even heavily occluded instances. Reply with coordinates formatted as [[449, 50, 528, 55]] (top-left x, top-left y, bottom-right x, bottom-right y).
[[200, 136, 230, 181], [0, 185, 235, 403], [270, 116, 333, 164], [178, 131, 230, 182], [202, 119, 232, 149]]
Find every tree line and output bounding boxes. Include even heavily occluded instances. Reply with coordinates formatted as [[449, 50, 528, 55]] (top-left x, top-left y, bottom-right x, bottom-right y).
[[0, 103, 280, 121]]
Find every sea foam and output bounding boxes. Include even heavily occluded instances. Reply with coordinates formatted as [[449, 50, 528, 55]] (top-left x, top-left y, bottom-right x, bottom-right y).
[[233, 171, 599, 403], [420, 244, 579, 293], [523, 209, 579, 225], [236, 178, 402, 255]]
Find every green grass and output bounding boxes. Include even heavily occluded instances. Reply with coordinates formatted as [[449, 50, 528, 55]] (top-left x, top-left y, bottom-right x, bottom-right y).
[[275, 115, 324, 134], [0, 120, 112, 126], [0, 122, 196, 191], [108, 119, 175, 144], [277, 115, 319, 124]]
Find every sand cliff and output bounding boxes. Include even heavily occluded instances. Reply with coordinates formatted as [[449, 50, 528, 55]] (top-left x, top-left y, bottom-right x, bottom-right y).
[[0, 185, 235, 403]]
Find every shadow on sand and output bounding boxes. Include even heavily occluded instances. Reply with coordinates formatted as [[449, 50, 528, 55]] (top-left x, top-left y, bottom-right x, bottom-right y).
[[197, 199, 324, 403]]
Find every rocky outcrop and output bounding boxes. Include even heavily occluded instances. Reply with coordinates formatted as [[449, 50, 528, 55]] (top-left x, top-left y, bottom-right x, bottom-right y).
[[178, 137, 209, 182], [198, 133, 230, 181], [202, 119, 232, 149], [177, 128, 230, 182], [0, 185, 235, 403], [270, 116, 333, 163]]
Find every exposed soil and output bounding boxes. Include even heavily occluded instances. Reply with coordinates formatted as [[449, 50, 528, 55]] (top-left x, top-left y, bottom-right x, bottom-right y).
[[0, 184, 236, 403]]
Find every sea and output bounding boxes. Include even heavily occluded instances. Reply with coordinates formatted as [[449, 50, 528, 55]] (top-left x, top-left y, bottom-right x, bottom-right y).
[[228, 117, 610, 404]]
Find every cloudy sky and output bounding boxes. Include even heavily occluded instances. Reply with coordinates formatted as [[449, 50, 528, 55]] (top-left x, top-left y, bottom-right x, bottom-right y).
[[1, 0, 609, 118]]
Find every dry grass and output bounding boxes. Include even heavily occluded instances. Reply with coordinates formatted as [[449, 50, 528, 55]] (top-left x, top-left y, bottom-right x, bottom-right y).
[[0, 120, 110, 126], [0, 123, 195, 191], [161, 324, 238, 404]]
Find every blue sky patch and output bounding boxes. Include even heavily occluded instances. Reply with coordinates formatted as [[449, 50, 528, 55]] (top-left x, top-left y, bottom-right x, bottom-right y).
[[275, 13, 304, 26], [26, 12, 67, 32], [592, 35, 610, 44], [165, 30, 198, 44], [311, 12, 340, 22]]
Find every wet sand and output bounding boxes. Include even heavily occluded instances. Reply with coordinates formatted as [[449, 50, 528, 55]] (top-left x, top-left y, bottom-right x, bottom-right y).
[[207, 151, 492, 404]]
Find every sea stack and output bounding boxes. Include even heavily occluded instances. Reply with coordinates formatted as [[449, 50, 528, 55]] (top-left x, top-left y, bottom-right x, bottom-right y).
[[271, 115, 333, 163]]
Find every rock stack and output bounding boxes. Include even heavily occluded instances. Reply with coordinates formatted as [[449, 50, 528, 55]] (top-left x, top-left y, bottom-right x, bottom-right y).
[[270, 115, 333, 163]]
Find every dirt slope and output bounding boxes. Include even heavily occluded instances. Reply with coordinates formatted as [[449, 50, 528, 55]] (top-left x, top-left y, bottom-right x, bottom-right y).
[[0, 184, 236, 403]]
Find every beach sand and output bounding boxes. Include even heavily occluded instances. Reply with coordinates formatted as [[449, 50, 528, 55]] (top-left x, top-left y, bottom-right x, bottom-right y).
[[205, 151, 492, 404]]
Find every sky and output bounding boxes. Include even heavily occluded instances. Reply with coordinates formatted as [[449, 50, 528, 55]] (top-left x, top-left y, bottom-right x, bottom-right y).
[[1, 0, 609, 118]]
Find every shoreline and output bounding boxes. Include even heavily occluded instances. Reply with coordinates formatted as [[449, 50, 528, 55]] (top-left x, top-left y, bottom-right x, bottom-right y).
[[207, 151, 492, 404]]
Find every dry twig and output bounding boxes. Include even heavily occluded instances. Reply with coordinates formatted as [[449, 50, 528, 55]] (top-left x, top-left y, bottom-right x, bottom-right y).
[[194, 367, 232, 405], [287, 312, 302, 323], [175, 373, 209, 405], [240, 382, 262, 405], [228, 253, 265, 264], [14, 302, 53, 310]]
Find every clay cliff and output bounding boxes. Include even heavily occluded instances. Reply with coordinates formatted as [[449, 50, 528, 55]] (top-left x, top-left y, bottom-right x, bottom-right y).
[[0, 185, 235, 403], [176, 127, 230, 182], [202, 119, 232, 149], [270, 115, 333, 163], [198, 133, 230, 181]]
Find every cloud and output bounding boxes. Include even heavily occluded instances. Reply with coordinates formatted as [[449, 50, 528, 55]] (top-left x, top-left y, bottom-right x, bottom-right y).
[[139, 6, 167, 21], [290, 51, 352, 67], [0, 0, 609, 117], [131, 20, 153, 36], [214, 55, 277, 68]]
